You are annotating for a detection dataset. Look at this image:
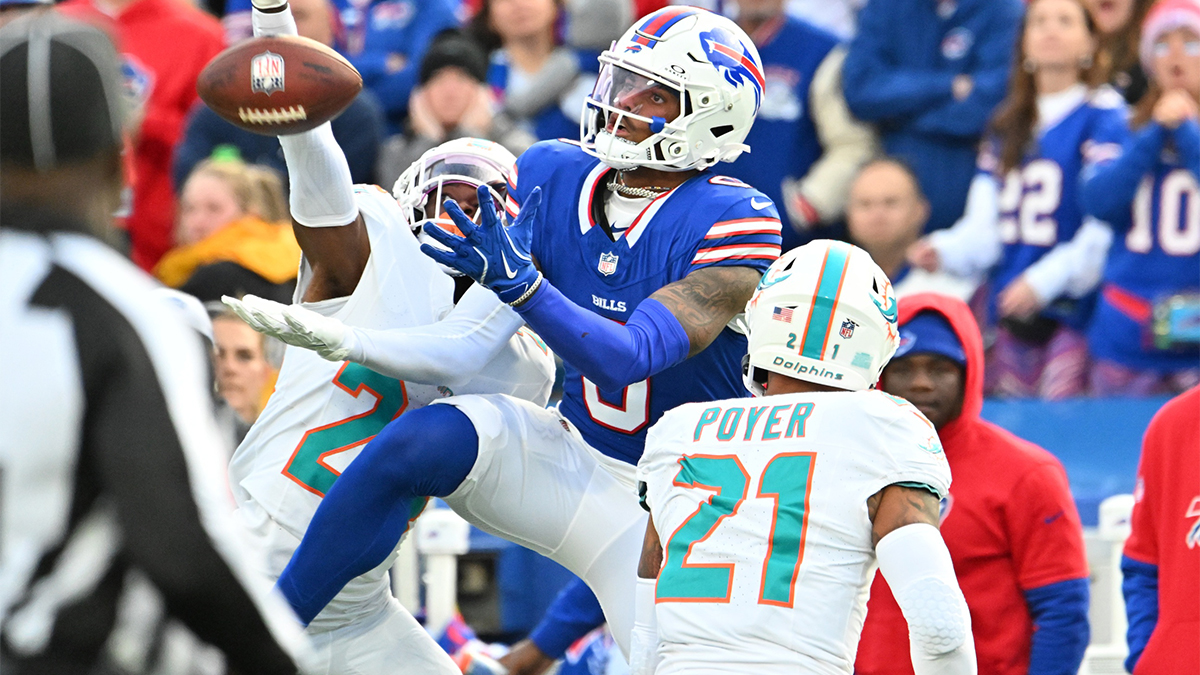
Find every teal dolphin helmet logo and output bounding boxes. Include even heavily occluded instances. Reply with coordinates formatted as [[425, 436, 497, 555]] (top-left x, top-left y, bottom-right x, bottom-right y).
[[871, 279, 898, 324]]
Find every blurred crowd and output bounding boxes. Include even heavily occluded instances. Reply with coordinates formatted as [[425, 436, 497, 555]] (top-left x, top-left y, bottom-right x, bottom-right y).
[[15, 0, 1197, 421]]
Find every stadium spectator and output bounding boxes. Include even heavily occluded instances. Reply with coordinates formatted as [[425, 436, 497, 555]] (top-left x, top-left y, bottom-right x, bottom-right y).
[[0, 11, 313, 672], [348, 0, 460, 131], [856, 293, 1091, 675], [470, 0, 595, 142], [156, 157, 301, 304], [174, 0, 386, 189], [845, 158, 979, 300], [1121, 385, 1200, 675], [1083, 0, 1200, 396], [908, 0, 1125, 399], [213, 308, 281, 428], [783, 0, 865, 40], [843, 0, 1022, 234], [377, 29, 536, 188], [721, 0, 877, 250], [1086, 0, 1156, 103], [60, 0, 225, 272]]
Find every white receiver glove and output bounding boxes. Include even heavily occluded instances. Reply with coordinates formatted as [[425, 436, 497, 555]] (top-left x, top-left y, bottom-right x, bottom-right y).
[[251, 0, 297, 37], [223, 295, 356, 362]]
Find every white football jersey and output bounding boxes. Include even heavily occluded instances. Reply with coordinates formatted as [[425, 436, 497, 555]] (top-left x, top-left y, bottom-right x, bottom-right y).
[[637, 390, 952, 675], [228, 186, 553, 630]]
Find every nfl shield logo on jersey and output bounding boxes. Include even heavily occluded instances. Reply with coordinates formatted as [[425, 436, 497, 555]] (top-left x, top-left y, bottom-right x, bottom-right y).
[[598, 252, 619, 276], [251, 51, 285, 95], [840, 319, 857, 339]]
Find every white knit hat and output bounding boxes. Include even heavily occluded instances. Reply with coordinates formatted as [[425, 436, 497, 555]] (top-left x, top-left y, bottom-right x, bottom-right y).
[[1140, 0, 1200, 74]]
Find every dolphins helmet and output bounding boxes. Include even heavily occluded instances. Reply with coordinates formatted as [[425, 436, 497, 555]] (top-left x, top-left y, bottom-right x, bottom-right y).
[[743, 240, 901, 394], [392, 137, 516, 275]]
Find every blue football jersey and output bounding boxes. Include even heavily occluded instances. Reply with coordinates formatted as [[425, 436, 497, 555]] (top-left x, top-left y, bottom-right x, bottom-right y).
[[983, 89, 1126, 329], [507, 141, 783, 464], [1090, 138, 1200, 370]]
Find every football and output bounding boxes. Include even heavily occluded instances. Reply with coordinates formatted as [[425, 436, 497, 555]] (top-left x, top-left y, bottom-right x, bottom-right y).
[[197, 35, 362, 136]]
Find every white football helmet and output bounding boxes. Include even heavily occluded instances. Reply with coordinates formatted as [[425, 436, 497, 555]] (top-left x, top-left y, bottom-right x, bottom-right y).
[[743, 240, 900, 394], [580, 6, 764, 172], [392, 137, 516, 275]]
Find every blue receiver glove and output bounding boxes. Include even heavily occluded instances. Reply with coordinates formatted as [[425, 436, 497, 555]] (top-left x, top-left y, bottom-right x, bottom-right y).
[[421, 185, 544, 306]]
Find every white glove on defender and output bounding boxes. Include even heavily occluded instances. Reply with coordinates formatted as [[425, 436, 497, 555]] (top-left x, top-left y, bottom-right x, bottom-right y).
[[223, 295, 356, 362], [251, 0, 296, 36]]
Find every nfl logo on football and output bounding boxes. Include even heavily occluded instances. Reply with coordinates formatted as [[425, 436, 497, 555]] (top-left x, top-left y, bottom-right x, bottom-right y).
[[840, 318, 857, 339], [598, 252, 619, 276], [251, 51, 285, 95]]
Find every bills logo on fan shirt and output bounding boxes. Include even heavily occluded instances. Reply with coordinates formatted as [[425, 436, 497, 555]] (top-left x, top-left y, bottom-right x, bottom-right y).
[[598, 252, 619, 275], [251, 51, 285, 95], [941, 27, 974, 61], [1185, 496, 1200, 549]]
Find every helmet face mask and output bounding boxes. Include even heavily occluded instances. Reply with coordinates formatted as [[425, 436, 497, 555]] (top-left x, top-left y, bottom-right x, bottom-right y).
[[392, 138, 516, 276], [580, 7, 763, 172], [742, 241, 901, 395]]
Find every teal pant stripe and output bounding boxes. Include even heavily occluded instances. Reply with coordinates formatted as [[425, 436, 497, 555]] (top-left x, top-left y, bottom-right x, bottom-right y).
[[799, 242, 851, 359]]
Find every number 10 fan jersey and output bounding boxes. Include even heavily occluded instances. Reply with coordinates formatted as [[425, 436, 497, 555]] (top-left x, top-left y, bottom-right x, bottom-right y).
[[637, 391, 952, 675]]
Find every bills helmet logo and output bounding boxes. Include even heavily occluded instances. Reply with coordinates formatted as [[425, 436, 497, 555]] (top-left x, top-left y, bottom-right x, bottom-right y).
[[120, 55, 154, 109], [598, 252, 619, 276], [840, 318, 858, 339], [251, 51, 286, 95], [699, 28, 764, 113]]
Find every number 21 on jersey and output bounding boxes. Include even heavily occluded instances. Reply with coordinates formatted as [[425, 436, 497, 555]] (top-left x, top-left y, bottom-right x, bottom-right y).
[[657, 452, 816, 607]]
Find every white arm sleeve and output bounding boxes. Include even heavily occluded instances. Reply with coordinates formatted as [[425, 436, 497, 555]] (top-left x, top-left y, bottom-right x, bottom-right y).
[[927, 174, 1003, 278], [877, 523, 977, 675], [1021, 217, 1113, 303], [627, 576, 662, 675], [346, 283, 525, 387], [252, 3, 356, 229]]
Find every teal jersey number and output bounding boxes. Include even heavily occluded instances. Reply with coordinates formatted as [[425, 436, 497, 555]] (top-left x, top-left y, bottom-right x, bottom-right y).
[[757, 453, 816, 606], [657, 455, 749, 602], [283, 362, 408, 497], [656, 453, 817, 608]]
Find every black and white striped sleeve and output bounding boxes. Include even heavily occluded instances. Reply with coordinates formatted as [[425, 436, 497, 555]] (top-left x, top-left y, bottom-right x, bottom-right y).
[[1, 230, 313, 674]]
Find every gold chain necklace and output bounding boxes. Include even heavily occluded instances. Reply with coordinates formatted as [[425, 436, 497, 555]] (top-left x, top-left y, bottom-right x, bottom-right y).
[[606, 172, 671, 199]]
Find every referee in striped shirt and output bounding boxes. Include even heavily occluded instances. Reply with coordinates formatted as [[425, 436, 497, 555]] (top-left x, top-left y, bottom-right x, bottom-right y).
[[0, 10, 314, 674]]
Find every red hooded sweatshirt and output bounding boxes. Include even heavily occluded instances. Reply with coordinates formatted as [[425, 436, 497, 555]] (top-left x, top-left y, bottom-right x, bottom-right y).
[[1122, 386, 1200, 675], [61, 0, 224, 271], [855, 293, 1089, 675]]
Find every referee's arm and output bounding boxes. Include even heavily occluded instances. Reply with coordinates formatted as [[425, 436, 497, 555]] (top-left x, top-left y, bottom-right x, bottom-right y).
[[75, 274, 308, 674]]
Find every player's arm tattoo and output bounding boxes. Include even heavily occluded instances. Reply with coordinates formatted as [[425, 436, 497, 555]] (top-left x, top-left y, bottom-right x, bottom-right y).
[[868, 484, 941, 549], [638, 515, 664, 579], [650, 265, 762, 357]]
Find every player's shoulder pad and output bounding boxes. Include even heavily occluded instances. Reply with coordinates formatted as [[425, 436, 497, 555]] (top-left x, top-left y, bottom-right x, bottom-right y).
[[1088, 85, 1127, 111], [866, 391, 946, 456], [695, 175, 782, 222], [516, 139, 590, 174], [352, 183, 418, 238], [511, 140, 594, 198]]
